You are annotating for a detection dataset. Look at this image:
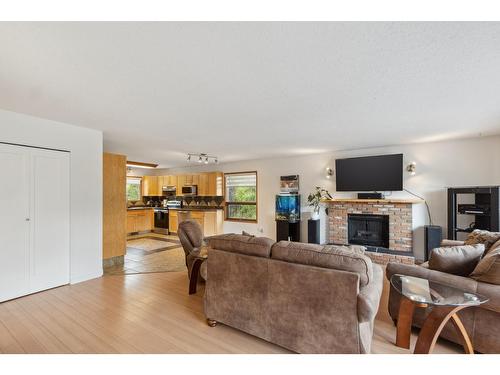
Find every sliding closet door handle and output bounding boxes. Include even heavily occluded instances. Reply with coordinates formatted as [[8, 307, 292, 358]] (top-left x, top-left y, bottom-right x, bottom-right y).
[[25, 218, 30, 221]]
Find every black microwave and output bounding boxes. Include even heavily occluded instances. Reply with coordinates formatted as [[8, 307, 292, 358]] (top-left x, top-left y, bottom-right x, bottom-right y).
[[182, 185, 197, 195]]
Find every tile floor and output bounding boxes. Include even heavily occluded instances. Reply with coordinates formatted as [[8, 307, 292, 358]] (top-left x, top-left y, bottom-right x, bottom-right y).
[[104, 232, 186, 275]]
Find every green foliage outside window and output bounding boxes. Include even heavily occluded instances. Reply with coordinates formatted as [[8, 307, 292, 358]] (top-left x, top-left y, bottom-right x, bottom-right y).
[[225, 173, 257, 221], [127, 179, 141, 201]]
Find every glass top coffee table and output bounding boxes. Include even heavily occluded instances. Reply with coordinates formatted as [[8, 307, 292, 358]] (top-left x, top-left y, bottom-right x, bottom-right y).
[[390, 274, 488, 354]]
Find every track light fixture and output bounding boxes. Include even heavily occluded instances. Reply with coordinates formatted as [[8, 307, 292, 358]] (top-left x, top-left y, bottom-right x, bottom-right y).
[[187, 153, 219, 164]]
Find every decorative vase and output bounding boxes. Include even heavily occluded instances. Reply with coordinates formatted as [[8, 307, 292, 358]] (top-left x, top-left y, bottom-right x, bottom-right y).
[[311, 211, 320, 220]]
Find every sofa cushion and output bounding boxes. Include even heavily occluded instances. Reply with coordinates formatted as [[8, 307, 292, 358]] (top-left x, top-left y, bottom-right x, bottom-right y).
[[464, 229, 500, 253], [471, 247, 500, 285], [207, 233, 274, 258], [476, 278, 500, 313], [271, 241, 373, 286], [428, 244, 485, 276]]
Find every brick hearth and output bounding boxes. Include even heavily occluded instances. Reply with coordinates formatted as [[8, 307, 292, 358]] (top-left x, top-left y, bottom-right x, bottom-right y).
[[327, 199, 414, 252]]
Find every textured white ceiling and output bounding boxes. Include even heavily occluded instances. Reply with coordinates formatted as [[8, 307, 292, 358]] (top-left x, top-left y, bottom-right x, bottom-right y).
[[1, 22, 500, 167]]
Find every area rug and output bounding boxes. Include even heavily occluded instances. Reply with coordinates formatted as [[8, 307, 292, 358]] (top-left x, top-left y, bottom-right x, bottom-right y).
[[105, 236, 187, 276]]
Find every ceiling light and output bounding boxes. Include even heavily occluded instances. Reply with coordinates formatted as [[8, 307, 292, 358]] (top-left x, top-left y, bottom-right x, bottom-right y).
[[187, 153, 219, 164]]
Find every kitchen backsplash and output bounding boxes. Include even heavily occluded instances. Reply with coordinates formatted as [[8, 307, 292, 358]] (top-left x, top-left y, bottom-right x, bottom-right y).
[[142, 195, 224, 207]]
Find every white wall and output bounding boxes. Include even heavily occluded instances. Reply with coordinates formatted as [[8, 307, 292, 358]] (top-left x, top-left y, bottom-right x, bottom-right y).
[[159, 135, 500, 261], [0, 109, 103, 283]]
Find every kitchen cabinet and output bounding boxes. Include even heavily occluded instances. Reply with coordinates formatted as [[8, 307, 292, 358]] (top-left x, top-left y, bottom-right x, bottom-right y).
[[127, 209, 154, 234], [171, 172, 224, 196], [169, 209, 223, 236], [157, 175, 165, 193], [151, 175, 179, 195], [176, 175, 187, 195], [169, 210, 178, 233], [207, 172, 223, 196], [142, 176, 159, 196], [191, 174, 199, 186], [197, 173, 208, 196], [166, 175, 177, 187]]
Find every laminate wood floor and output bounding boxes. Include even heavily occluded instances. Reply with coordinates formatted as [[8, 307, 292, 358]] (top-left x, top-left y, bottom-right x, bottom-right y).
[[0, 271, 463, 354]]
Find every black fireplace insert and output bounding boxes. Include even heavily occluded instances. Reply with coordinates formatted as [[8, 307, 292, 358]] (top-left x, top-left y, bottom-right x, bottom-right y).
[[348, 213, 389, 248]]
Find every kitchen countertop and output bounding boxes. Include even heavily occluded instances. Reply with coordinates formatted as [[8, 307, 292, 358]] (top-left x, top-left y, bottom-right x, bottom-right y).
[[127, 207, 154, 211], [168, 206, 223, 211]]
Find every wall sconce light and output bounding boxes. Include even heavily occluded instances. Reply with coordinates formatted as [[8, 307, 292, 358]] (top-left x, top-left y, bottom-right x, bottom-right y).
[[406, 162, 417, 176], [325, 167, 333, 179]]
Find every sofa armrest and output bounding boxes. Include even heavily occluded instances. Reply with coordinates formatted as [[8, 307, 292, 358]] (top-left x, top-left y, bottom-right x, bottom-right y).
[[357, 264, 383, 322], [440, 239, 465, 247], [386, 262, 478, 294]]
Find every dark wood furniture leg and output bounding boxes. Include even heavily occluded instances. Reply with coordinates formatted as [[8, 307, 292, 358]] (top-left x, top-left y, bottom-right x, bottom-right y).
[[207, 319, 217, 327], [189, 258, 204, 295], [414, 305, 473, 354], [396, 296, 416, 349]]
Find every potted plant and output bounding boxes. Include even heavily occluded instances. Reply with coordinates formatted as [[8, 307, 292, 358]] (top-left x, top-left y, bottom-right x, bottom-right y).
[[307, 186, 332, 220]]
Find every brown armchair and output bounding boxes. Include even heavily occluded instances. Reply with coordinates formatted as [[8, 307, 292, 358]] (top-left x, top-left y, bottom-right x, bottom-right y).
[[177, 220, 208, 283]]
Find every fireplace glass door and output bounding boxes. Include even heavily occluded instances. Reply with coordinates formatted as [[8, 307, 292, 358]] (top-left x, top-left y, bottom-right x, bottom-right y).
[[347, 214, 389, 248]]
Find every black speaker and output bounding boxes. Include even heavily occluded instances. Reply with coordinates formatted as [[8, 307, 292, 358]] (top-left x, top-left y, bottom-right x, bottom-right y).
[[308, 219, 320, 244], [424, 225, 442, 261], [358, 192, 383, 199]]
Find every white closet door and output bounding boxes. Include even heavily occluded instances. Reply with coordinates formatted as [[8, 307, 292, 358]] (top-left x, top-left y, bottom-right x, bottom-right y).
[[0, 143, 31, 301], [29, 148, 70, 293]]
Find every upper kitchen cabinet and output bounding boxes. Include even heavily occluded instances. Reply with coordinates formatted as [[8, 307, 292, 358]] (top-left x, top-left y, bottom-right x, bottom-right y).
[[142, 175, 159, 196], [197, 173, 209, 196], [176, 175, 187, 195], [191, 174, 199, 186], [157, 175, 170, 193], [151, 172, 223, 196], [157, 175, 178, 194], [207, 172, 223, 196], [166, 175, 177, 186]]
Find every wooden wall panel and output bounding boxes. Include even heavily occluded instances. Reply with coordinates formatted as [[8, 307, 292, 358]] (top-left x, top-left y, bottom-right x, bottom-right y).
[[103, 153, 127, 260]]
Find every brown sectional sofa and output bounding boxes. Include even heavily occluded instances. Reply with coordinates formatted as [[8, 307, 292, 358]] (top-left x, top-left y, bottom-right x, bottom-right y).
[[204, 234, 383, 354]]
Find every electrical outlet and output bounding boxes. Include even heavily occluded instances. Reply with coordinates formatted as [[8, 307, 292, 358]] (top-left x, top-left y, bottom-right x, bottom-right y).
[[257, 227, 264, 233]]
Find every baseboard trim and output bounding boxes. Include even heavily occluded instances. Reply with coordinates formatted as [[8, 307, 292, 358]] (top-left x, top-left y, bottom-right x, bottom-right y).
[[103, 255, 125, 268], [70, 270, 103, 285]]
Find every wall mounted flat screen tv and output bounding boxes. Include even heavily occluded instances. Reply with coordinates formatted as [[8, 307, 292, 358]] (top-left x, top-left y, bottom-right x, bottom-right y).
[[335, 154, 403, 191]]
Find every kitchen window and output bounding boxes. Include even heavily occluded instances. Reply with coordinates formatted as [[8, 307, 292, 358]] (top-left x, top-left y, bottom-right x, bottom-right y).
[[224, 171, 257, 222], [126, 177, 142, 202]]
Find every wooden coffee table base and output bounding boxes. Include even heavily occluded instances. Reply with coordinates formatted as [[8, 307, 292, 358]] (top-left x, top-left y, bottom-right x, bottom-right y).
[[396, 297, 474, 354]]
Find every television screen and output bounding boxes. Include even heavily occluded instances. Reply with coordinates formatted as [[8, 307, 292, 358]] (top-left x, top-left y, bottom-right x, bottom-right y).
[[335, 154, 403, 191]]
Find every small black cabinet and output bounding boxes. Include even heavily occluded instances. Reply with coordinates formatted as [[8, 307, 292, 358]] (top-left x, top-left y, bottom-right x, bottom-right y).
[[276, 221, 301, 242], [447, 186, 500, 240]]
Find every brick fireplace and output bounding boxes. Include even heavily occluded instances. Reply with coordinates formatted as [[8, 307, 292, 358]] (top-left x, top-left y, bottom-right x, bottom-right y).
[[327, 199, 415, 253]]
